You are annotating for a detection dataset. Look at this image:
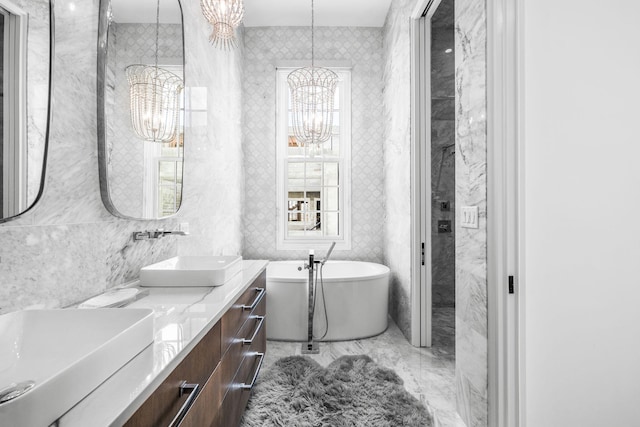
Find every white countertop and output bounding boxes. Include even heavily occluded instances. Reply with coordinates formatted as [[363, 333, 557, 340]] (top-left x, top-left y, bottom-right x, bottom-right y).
[[57, 260, 268, 427]]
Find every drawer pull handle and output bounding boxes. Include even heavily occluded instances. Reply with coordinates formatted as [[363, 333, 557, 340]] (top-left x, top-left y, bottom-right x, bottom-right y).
[[240, 352, 265, 390], [242, 316, 265, 346], [168, 381, 200, 427], [241, 287, 265, 311]]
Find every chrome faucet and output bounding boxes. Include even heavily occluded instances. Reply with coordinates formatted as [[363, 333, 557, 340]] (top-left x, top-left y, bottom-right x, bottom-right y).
[[132, 229, 189, 241], [150, 229, 189, 238], [297, 242, 337, 270]]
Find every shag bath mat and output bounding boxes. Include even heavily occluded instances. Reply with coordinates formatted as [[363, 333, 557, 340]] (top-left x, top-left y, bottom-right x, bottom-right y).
[[240, 354, 433, 427]]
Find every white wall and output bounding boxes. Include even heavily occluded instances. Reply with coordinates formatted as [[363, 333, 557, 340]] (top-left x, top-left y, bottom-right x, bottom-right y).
[[523, 1, 640, 425]]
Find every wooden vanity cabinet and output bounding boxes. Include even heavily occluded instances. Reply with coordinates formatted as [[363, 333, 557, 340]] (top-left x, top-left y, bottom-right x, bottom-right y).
[[124, 271, 266, 427]]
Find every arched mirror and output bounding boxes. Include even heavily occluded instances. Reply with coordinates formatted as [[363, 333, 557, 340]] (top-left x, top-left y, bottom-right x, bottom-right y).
[[97, 0, 184, 220], [0, 0, 52, 223]]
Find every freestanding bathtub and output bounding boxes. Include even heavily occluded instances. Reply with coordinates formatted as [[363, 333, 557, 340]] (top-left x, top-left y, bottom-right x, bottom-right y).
[[266, 260, 390, 341]]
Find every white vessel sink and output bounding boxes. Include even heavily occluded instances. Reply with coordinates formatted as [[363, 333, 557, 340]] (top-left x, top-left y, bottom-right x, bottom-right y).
[[0, 308, 154, 426], [139, 255, 243, 287]]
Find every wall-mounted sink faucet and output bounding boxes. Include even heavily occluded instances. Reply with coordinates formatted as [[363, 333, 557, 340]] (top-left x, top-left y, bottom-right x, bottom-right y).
[[132, 229, 189, 241]]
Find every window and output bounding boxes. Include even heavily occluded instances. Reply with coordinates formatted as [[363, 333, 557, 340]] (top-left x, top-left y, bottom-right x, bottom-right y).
[[156, 142, 183, 216], [142, 64, 184, 218], [276, 67, 351, 250]]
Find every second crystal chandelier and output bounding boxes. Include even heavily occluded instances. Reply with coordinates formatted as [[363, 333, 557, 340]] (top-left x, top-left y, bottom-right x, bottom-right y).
[[126, 0, 183, 143], [288, 0, 338, 146]]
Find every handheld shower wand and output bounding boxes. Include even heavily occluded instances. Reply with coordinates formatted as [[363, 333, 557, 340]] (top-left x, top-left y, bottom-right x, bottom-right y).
[[321, 241, 336, 266]]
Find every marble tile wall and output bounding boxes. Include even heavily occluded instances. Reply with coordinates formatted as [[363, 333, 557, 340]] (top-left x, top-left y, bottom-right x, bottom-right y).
[[382, 0, 488, 424], [431, 0, 456, 308], [242, 27, 384, 262], [25, 0, 50, 207], [0, 0, 244, 314], [176, 7, 244, 257], [382, 0, 415, 340], [455, 0, 488, 425]]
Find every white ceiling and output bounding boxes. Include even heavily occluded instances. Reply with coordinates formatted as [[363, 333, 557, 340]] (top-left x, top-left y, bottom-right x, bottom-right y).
[[110, 0, 393, 28], [111, 0, 182, 24], [243, 0, 393, 27]]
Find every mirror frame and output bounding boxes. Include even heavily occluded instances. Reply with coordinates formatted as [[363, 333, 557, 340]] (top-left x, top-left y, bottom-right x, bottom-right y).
[[96, 0, 185, 220], [0, 0, 54, 224]]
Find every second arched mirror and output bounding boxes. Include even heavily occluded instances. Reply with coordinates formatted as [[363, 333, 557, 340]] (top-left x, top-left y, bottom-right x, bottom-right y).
[[97, 0, 185, 219]]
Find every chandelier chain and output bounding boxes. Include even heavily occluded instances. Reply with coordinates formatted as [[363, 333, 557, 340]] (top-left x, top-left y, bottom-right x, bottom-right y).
[[154, 0, 160, 72], [311, 0, 315, 71], [287, 0, 338, 146]]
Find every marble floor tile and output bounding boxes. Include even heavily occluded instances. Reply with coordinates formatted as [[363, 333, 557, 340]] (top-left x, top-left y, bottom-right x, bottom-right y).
[[264, 307, 465, 427]]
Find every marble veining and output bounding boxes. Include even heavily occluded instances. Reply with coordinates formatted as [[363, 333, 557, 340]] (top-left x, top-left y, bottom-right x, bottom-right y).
[[177, 0, 244, 257], [265, 308, 463, 427], [0, 0, 244, 315], [455, 0, 488, 425], [382, 0, 415, 340]]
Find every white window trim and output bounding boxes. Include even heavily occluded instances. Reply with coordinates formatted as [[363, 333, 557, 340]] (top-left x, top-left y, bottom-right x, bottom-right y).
[[142, 63, 184, 218], [275, 66, 352, 251]]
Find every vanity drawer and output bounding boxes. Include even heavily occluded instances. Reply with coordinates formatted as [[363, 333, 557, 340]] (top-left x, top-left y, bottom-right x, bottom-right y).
[[223, 311, 266, 380], [221, 350, 266, 427], [180, 315, 265, 427], [124, 322, 221, 427], [221, 271, 266, 354], [123, 270, 267, 427], [177, 360, 225, 427]]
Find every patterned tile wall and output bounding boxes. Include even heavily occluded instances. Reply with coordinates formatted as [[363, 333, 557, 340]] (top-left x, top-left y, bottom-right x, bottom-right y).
[[0, 0, 243, 314], [106, 23, 183, 217], [242, 27, 385, 262]]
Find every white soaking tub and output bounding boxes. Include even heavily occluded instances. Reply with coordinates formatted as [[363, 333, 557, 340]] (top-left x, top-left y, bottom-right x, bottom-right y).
[[266, 260, 390, 341]]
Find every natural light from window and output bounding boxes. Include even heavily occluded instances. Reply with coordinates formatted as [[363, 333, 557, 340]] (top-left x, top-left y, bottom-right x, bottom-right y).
[[276, 67, 351, 250]]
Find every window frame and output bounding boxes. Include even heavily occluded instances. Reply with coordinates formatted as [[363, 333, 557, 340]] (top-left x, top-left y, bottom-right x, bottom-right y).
[[141, 64, 184, 218], [275, 66, 352, 251]]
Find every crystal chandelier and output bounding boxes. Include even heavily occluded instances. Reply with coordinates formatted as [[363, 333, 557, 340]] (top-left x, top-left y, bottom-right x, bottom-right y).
[[126, 0, 183, 143], [288, 0, 338, 146], [200, 0, 244, 50]]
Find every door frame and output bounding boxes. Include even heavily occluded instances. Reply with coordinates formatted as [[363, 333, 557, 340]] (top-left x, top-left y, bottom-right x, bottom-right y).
[[409, 0, 524, 425], [409, 0, 440, 348], [486, 0, 525, 425]]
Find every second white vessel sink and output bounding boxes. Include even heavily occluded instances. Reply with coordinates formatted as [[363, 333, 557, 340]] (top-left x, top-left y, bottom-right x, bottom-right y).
[[139, 255, 243, 287], [0, 308, 154, 426]]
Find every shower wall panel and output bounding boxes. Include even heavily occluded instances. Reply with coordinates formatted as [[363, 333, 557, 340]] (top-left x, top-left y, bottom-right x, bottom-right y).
[[431, 0, 456, 308]]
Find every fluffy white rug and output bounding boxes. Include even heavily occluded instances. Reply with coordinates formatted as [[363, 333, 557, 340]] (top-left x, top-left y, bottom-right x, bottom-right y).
[[241, 354, 433, 427]]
